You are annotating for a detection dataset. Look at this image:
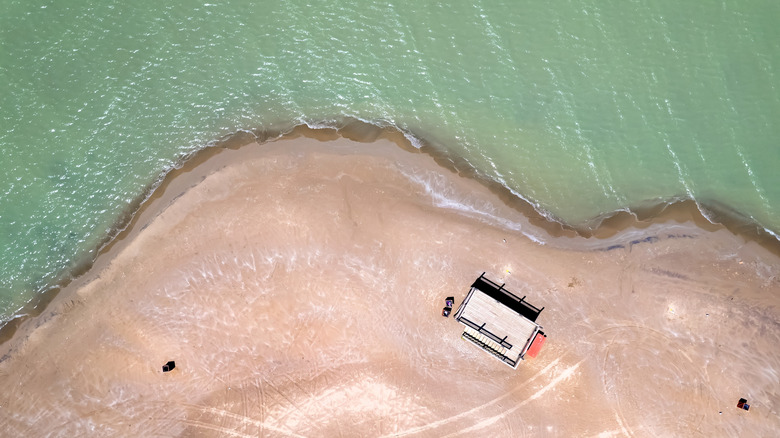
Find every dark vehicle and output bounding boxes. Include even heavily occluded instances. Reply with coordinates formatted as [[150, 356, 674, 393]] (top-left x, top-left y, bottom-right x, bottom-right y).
[[442, 296, 455, 317]]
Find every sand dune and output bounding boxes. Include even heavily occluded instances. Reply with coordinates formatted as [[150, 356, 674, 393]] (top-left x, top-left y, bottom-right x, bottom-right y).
[[0, 136, 778, 437]]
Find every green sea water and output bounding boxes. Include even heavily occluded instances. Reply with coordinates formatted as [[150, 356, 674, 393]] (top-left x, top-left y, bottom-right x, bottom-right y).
[[1, 0, 779, 322]]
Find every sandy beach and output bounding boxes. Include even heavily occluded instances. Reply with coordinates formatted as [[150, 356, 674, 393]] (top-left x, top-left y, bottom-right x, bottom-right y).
[[1, 134, 778, 437]]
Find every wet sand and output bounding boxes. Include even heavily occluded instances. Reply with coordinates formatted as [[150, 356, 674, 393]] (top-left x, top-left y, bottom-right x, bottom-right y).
[[0, 135, 779, 437]]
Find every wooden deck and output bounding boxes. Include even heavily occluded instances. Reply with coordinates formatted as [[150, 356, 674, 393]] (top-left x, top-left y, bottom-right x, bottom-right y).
[[455, 287, 540, 367]]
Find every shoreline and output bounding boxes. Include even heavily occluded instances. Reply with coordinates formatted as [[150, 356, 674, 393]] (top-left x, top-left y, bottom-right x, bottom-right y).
[[0, 133, 777, 435], [2, 120, 779, 347]]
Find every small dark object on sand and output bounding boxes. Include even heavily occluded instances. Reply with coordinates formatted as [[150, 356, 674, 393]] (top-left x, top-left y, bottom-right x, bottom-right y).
[[445, 296, 454, 307], [442, 307, 452, 317], [163, 361, 176, 372]]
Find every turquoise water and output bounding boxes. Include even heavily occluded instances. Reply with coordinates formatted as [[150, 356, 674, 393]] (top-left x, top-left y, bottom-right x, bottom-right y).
[[1, 0, 779, 322]]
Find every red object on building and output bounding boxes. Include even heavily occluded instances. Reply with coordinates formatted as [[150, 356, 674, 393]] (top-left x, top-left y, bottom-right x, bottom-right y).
[[525, 332, 547, 358]]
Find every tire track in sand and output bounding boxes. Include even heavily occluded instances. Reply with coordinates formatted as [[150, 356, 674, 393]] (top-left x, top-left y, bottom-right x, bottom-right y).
[[165, 402, 310, 438], [439, 360, 583, 437], [379, 358, 569, 437]]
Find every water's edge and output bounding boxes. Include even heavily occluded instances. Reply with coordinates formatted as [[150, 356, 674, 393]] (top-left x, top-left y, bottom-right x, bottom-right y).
[[2, 118, 778, 349]]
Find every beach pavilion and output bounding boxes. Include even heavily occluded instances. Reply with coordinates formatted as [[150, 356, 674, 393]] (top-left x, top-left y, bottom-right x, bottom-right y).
[[454, 273, 546, 368]]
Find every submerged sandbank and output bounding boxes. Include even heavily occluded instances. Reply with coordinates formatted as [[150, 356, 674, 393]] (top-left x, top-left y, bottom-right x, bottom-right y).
[[0, 134, 778, 436]]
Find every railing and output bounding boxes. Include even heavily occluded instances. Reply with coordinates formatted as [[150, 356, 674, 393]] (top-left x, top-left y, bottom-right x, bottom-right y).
[[458, 316, 513, 349], [461, 330, 517, 368]]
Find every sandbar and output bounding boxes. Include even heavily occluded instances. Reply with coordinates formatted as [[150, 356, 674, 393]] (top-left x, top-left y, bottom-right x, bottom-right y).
[[0, 134, 778, 437]]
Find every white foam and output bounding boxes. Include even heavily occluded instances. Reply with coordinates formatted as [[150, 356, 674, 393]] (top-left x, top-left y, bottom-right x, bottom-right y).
[[399, 166, 546, 244]]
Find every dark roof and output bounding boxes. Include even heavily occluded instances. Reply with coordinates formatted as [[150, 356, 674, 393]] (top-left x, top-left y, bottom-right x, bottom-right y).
[[471, 274, 544, 322]]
